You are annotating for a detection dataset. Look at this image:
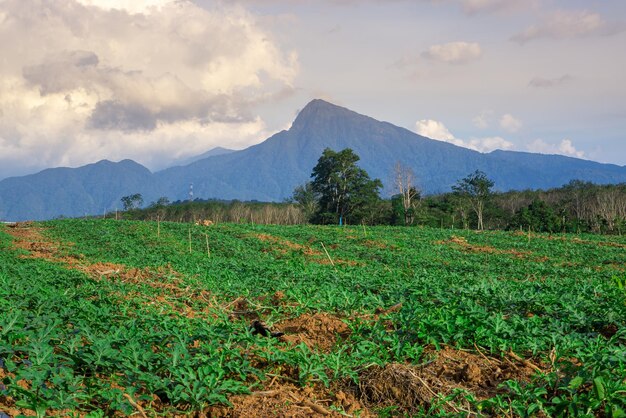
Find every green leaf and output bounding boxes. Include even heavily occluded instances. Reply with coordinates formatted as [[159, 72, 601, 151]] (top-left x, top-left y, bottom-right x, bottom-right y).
[[568, 376, 584, 390], [612, 406, 626, 418], [593, 377, 606, 401]]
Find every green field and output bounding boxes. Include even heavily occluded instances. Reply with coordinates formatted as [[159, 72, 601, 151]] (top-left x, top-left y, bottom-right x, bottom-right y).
[[1, 219, 625, 417]]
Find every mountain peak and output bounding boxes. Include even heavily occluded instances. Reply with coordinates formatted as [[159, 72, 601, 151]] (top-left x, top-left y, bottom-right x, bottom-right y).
[[301, 98, 343, 112], [291, 99, 360, 131]]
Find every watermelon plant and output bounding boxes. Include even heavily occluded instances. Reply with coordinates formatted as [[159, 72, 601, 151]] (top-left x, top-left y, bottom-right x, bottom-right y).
[[0, 219, 624, 416]]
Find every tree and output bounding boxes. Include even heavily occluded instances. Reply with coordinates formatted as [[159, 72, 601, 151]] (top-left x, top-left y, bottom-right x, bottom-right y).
[[452, 170, 494, 230], [513, 199, 560, 232], [291, 182, 319, 222], [120, 193, 143, 211], [310, 148, 382, 225], [152, 196, 170, 207], [393, 161, 420, 225]]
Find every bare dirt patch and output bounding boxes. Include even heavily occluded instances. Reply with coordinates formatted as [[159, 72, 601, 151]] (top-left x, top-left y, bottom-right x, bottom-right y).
[[253, 233, 361, 267], [276, 313, 351, 353], [207, 383, 372, 418], [255, 233, 321, 256], [514, 231, 626, 249], [436, 235, 532, 259], [358, 345, 539, 415]]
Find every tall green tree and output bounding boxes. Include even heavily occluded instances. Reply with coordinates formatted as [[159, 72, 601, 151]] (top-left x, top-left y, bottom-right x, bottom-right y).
[[310, 148, 382, 225], [513, 199, 560, 232], [452, 170, 494, 230], [291, 181, 319, 222], [120, 193, 143, 211]]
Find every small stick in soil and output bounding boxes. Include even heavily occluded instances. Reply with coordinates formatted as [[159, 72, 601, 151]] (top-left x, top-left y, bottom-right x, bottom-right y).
[[474, 342, 497, 365], [223, 296, 244, 309], [267, 373, 299, 384], [320, 242, 335, 267], [123, 393, 148, 418], [287, 392, 331, 416], [414, 375, 461, 414], [250, 390, 281, 397], [301, 399, 331, 416], [508, 350, 543, 373], [205, 233, 210, 258], [188, 227, 192, 253]]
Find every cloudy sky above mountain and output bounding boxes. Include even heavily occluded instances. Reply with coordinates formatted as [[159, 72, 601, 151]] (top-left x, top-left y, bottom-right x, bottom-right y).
[[0, 0, 624, 179]]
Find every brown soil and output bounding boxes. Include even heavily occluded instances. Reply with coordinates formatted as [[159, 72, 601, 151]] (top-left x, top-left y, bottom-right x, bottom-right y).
[[207, 383, 372, 418], [255, 233, 322, 256], [253, 233, 360, 266], [514, 231, 626, 249], [0, 398, 37, 417], [362, 240, 384, 249], [276, 313, 351, 353], [436, 235, 532, 259], [358, 345, 539, 415], [572, 237, 626, 249]]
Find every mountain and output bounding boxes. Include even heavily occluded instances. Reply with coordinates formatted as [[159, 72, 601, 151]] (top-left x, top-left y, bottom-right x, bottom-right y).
[[155, 99, 626, 201], [0, 160, 156, 221], [1, 99, 626, 221], [166, 147, 235, 168]]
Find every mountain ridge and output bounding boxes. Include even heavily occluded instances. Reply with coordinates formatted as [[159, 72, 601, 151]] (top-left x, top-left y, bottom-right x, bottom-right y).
[[1, 99, 625, 221]]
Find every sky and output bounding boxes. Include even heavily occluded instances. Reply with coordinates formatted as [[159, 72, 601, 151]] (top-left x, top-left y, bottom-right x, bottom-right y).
[[0, 0, 625, 180]]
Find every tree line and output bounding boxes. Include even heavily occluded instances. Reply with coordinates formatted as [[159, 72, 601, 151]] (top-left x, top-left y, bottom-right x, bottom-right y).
[[119, 148, 626, 234]]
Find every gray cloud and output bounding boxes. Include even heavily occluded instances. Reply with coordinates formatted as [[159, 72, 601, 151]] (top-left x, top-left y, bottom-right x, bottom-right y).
[[88, 100, 157, 132], [529, 75, 572, 88], [459, 0, 539, 15], [511, 10, 626, 44], [22, 50, 100, 95], [421, 41, 482, 65], [23, 51, 257, 130], [0, 0, 297, 173]]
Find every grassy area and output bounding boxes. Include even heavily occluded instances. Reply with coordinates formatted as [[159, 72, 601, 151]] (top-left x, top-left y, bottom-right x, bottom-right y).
[[1, 219, 625, 417]]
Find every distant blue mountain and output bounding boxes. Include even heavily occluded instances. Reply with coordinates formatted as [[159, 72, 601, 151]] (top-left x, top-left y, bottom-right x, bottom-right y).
[[166, 146, 235, 168], [1, 99, 625, 221], [0, 159, 155, 221]]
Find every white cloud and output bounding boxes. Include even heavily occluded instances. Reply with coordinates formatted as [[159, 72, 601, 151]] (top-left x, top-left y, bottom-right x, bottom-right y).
[[415, 119, 513, 152], [75, 0, 171, 14], [472, 110, 493, 129], [415, 119, 455, 141], [526, 139, 585, 158], [558, 139, 585, 158], [499, 113, 522, 133], [0, 0, 298, 178], [467, 136, 514, 152], [421, 42, 482, 65], [511, 10, 626, 44]]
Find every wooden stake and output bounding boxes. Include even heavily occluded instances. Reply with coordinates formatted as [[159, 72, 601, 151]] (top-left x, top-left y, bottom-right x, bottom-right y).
[[188, 227, 192, 253], [205, 233, 210, 258], [320, 242, 335, 267]]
